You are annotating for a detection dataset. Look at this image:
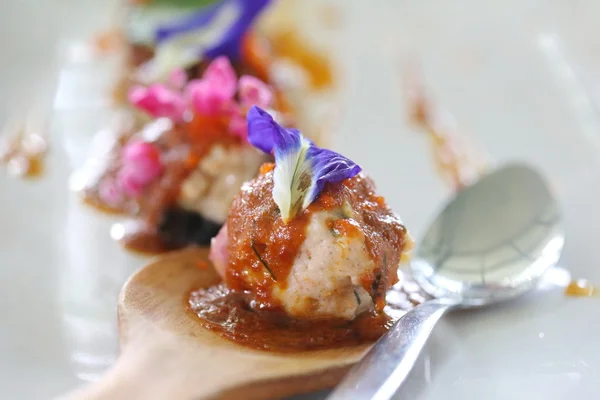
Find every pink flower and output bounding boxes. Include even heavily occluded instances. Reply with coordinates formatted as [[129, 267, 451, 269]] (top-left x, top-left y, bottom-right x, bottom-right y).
[[185, 79, 228, 115], [238, 75, 273, 108], [209, 223, 229, 280], [118, 141, 163, 197], [228, 113, 248, 140], [98, 179, 124, 207], [203, 56, 237, 98], [128, 84, 186, 121], [226, 74, 273, 141], [185, 56, 237, 115], [118, 167, 146, 197], [122, 140, 162, 166], [167, 67, 188, 89]]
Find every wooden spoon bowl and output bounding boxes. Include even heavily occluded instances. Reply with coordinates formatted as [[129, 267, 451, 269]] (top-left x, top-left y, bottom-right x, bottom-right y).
[[64, 248, 369, 400]]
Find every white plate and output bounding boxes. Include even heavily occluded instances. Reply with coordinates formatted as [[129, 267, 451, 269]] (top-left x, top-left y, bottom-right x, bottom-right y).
[[1, 0, 600, 399]]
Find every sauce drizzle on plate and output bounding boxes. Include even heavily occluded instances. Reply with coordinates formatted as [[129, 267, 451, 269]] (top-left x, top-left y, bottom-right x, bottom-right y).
[[565, 279, 598, 297], [0, 133, 47, 179], [404, 69, 486, 191]]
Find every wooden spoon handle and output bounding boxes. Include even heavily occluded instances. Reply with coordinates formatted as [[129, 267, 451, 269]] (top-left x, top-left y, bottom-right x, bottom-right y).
[[61, 354, 185, 400], [61, 358, 149, 400], [60, 338, 235, 400]]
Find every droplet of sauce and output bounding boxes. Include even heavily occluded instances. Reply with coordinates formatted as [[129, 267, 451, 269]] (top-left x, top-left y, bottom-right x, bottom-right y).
[[1, 133, 47, 179], [565, 279, 597, 297], [93, 28, 124, 55]]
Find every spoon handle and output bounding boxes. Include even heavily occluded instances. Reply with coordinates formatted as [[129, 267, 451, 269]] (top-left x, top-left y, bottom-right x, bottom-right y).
[[60, 335, 242, 400], [327, 299, 458, 400]]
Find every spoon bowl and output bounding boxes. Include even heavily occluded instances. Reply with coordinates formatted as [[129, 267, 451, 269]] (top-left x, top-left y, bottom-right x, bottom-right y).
[[412, 163, 564, 306], [328, 163, 564, 400]]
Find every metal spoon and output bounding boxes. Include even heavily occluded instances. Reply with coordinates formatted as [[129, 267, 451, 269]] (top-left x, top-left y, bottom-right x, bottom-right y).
[[327, 163, 564, 400]]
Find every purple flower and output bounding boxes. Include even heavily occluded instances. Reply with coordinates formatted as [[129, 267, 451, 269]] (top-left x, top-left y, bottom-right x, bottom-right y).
[[247, 106, 362, 222], [155, 1, 223, 43], [155, 0, 271, 61]]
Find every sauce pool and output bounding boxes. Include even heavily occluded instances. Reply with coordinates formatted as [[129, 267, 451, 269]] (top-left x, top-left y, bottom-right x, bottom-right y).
[[188, 278, 424, 353]]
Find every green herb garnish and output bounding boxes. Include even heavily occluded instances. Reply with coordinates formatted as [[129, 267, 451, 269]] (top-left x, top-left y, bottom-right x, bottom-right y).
[[251, 240, 276, 281]]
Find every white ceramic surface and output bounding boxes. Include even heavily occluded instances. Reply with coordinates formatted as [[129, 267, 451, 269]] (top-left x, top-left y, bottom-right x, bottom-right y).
[[1, 1, 599, 399]]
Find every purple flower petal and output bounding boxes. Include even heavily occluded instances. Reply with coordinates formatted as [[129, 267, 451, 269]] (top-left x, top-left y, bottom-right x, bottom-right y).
[[246, 106, 361, 222], [155, 0, 271, 61], [305, 146, 362, 204], [247, 106, 303, 155], [155, 1, 223, 43], [204, 0, 271, 60]]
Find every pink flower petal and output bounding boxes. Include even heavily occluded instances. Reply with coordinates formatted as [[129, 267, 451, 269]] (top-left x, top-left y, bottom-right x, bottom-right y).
[[122, 140, 161, 165], [228, 114, 248, 141], [128, 84, 186, 121], [238, 75, 273, 109], [118, 167, 146, 197], [98, 179, 124, 206], [209, 223, 229, 279], [203, 56, 237, 100], [168, 67, 188, 89], [128, 158, 163, 183], [120, 141, 164, 190], [185, 79, 235, 116]]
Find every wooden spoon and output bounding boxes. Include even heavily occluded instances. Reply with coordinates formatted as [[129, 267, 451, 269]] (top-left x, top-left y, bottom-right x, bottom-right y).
[[63, 247, 369, 400]]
